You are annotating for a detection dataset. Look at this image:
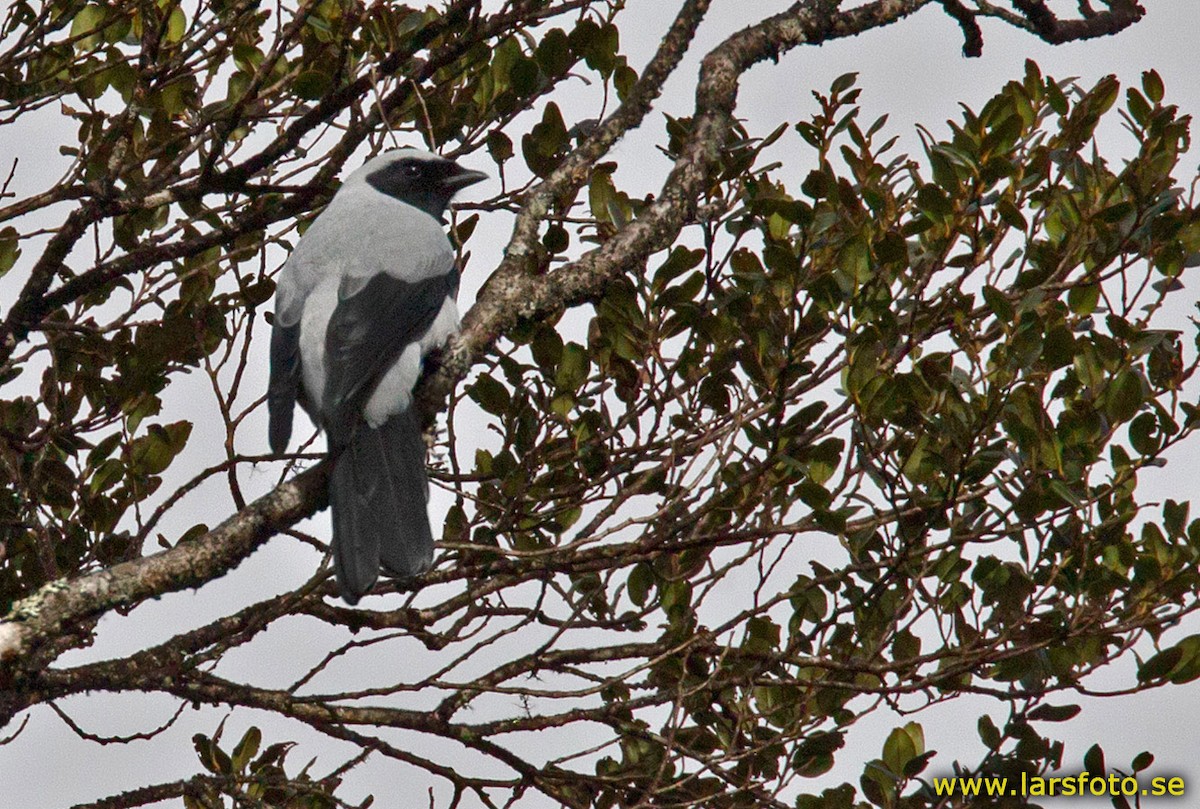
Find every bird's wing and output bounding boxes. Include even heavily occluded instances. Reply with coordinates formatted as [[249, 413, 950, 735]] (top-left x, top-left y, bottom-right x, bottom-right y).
[[321, 251, 456, 446], [267, 260, 311, 453], [268, 320, 303, 453]]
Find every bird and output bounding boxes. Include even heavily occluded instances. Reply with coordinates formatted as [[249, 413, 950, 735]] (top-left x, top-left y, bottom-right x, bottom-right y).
[[267, 148, 487, 604]]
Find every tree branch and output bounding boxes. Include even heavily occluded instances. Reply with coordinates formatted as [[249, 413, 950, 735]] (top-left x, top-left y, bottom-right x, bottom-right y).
[[0, 0, 934, 704], [0, 0, 1161, 733], [0, 463, 328, 688], [1008, 0, 1144, 43], [940, 0, 985, 56], [427, 0, 933, 405]]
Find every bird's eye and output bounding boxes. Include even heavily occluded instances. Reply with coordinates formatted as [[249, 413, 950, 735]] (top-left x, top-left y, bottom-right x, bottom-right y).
[[400, 162, 421, 178]]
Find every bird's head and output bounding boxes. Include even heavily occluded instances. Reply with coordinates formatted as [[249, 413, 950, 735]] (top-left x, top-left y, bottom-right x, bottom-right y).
[[356, 148, 487, 220]]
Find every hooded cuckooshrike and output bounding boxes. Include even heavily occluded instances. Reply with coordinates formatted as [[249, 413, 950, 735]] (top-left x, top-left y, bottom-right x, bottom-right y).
[[267, 148, 487, 604]]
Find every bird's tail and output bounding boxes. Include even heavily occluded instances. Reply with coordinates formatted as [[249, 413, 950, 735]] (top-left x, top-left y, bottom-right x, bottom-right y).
[[329, 409, 434, 604]]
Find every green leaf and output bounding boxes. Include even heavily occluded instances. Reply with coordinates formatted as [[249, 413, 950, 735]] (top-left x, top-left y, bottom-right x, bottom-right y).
[[589, 166, 617, 223], [241, 277, 275, 307], [837, 238, 871, 288], [977, 715, 1001, 748], [165, 6, 186, 43], [614, 64, 637, 102], [904, 751, 936, 778], [626, 563, 653, 607], [469, 375, 511, 416], [130, 421, 192, 475], [193, 733, 232, 775], [474, 448, 493, 476], [293, 70, 333, 100], [0, 226, 22, 276], [555, 343, 589, 392], [882, 724, 918, 775], [70, 5, 106, 50], [88, 458, 125, 494], [1162, 635, 1200, 684], [1067, 283, 1099, 315], [487, 130, 513, 164], [891, 629, 921, 661], [497, 47, 531, 93], [1027, 703, 1081, 722], [653, 246, 705, 291], [1142, 69, 1164, 104], [232, 726, 262, 773], [793, 731, 844, 778], [1163, 499, 1189, 539], [1137, 647, 1182, 683], [542, 223, 568, 253], [982, 285, 1013, 322], [916, 183, 953, 222], [830, 72, 858, 95], [521, 102, 568, 177], [1106, 370, 1143, 423], [536, 28, 572, 77], [995, 198, 1027, 230], [177, 523, 209, 545], [1126, 88, 1152, 127]]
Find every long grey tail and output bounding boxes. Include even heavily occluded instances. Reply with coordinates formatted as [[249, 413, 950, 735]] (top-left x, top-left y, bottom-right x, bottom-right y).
[[328, 409, 434, 604]]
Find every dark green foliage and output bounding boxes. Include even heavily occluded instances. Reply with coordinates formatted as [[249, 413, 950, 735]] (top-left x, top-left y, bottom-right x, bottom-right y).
[[187, 724, 348, 808], [451, 66, 1200, 806]]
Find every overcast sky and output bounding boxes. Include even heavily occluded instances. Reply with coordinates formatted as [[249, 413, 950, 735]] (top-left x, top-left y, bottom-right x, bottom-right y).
[[4, 1, 1200, 806]]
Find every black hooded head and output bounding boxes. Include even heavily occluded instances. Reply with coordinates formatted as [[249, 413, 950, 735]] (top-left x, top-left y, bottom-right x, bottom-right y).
[[365, 150, 487, 219]]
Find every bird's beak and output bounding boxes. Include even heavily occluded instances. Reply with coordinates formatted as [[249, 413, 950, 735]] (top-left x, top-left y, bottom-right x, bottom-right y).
[[444, 166, 489, 193]]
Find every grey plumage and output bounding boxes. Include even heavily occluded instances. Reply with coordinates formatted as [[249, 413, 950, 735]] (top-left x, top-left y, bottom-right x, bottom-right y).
[[268, 148, 486, 604]]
